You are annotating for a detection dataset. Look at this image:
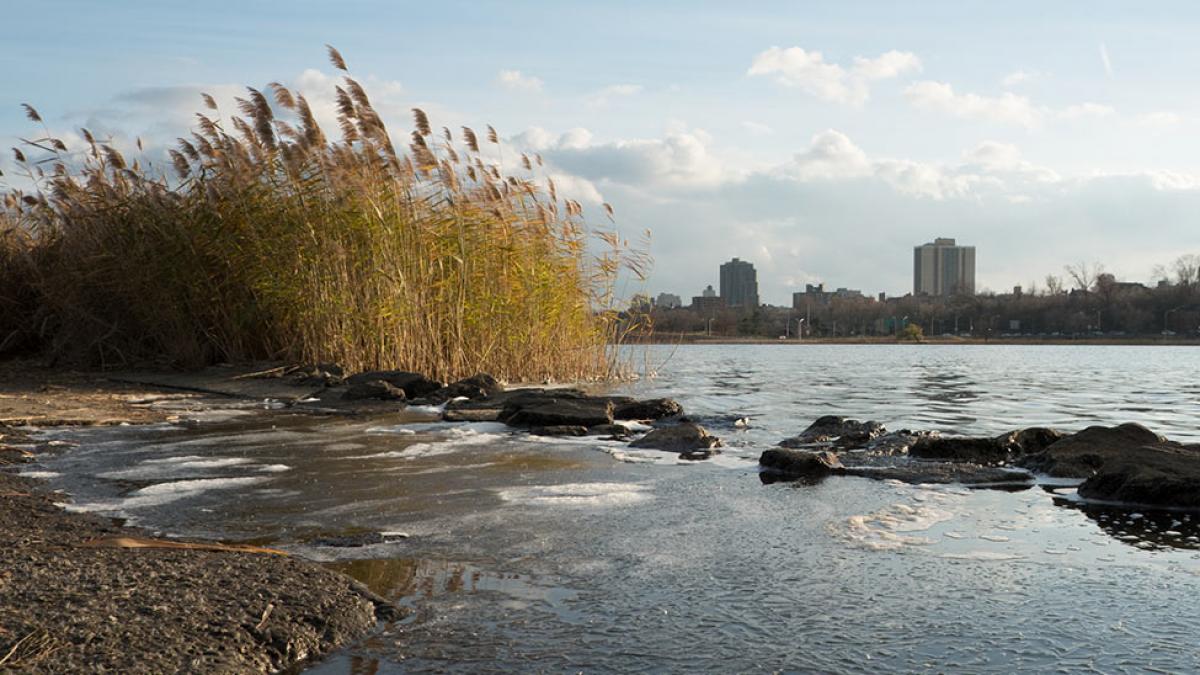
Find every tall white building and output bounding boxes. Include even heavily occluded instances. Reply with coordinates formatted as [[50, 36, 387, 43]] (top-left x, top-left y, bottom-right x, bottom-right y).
[[913, 238, 976, 296]]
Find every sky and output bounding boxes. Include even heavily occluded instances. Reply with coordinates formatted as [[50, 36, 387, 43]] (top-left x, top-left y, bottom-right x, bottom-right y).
[[5, 0, 1200, 304]]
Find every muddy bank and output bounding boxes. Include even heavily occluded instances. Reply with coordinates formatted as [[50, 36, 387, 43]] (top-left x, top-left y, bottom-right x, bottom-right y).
[[0, 364, 399, 673], [0, 457, 395, 673]]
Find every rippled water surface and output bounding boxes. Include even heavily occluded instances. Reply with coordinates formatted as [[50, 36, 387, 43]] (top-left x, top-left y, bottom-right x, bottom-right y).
[[23, 345, 1200, 673]]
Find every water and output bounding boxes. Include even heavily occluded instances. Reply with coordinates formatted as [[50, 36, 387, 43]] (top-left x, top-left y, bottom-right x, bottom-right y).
[[20, 345, 1200, 672]]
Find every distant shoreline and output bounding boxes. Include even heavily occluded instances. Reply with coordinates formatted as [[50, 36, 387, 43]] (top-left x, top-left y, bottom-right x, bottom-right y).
[[625, 335, 1200, 346]]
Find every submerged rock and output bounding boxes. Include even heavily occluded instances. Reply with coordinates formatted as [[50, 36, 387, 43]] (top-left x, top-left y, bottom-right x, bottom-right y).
[[1019, 423, 1167, 478], [630, 422, 723, 456], [862, 430, 937, 456], [779, 416, 886, 450], [1077, 444, 1200, 508], [310, 532, 408, 548], [759, 448, 844, 480], [345, 370, 443, 399], [442, 408, 502, 422], [843, 462, 1035, 486], [341, 380, 407, 401], [588, 423, 634, 440]]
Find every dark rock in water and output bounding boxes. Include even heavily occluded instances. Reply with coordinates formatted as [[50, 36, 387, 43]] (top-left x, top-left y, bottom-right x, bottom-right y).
[[310, 532, 408, 548], [614, 398, 683, 421], [909, 436, 1009, 465], [588, 424, 634, 439], [530, 425, 590, 437], [995, 427, 1064, 455], [843, 462, 1034, 486], [679, 447, 722, 461], [342, 380, 407, 401], [1078, 444, 1200, 508], [862, 430, 937, 456], [779, 416, 886, 450], [504, 398, 615, 428], [759, 449, 844, 480], [346, 370, 443, 399], [442, 408, 502, 422], [421, 373, 505, 404], [293, 363, 345, 387], [630, 422, 723, 454], [1019, 423, 1166, 478]]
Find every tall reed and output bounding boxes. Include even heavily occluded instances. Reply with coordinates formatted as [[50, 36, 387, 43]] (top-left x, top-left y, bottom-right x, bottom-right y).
[[0, 47, 650, 381]]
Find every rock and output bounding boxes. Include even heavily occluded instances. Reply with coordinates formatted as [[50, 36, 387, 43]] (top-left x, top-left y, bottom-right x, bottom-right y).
[[530, 425, 589, 437], [442, 408, 502, 422], [844, 462, 1035, 486], [613, 398, 683, 421], [679, 447, 722, 461], [341, 380, 407, 401], [1077, 444, 1200, 508], [503, 398, 615, 428], [310, 532, 409, 548], [759, 449, 844, 480], [345, 370, 443, 399], [909, 436, 1008, 465], [422, 373, 505, 404], [862, 430, 937, 456], [779, 416, 886, 450], [630, 422, 723, 454], [995, 427, 1064, 455], [1019, 423, 1167, 478], [588, 424, 634, 440], [293, 363, 345, 387]]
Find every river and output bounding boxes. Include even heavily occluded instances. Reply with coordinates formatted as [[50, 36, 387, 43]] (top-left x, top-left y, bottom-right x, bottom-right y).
[[22, 345, 1200, 672]]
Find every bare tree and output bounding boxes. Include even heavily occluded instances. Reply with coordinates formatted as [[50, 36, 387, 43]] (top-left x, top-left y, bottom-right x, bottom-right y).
[[1173, 253, 1200, 286], [1044, 274, 1064, 295], [1064, 262, 1105, 291]]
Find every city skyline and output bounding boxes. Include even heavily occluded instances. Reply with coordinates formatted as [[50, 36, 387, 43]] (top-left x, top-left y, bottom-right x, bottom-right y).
[[4, 2, 1200, 304]]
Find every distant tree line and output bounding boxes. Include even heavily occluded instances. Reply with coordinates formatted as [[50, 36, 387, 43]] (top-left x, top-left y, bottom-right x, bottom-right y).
[[641, 254, 1200, 339]]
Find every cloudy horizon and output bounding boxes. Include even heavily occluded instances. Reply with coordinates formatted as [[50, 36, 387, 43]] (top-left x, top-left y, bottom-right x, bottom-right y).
[[5, 1, 1200, 304]]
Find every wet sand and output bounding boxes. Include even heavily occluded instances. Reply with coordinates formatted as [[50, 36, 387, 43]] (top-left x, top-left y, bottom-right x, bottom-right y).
[[0, 361, 397, 673]]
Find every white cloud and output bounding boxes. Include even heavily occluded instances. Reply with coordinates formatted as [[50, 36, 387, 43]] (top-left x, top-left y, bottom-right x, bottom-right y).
[[747, 46, 921, 106], [741, 121, 774, 136], [904, 80, 1042, 127], [1001, 70, 1038, 87], [497, 69, 544, 92], [1136, 111, 1183, 127], [1099, 42, 1113, 77], [586, 83, 643, 107], [1058, 102, 1115, 119]]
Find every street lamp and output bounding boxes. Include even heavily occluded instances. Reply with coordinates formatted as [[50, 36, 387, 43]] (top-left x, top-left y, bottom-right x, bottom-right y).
[[706, 317, 715, 336], [796, 318, 805, 341]]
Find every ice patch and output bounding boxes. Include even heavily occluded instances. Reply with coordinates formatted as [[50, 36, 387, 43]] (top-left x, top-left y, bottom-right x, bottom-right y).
[[97, 456, 257, 479], [19, 470, 60, 479], [980, 534, 1011, 543], [498, 482, 652, 507], [833, 502, 955, 551], [66, 476, 270, 512], [941, 551, 1025, 561]]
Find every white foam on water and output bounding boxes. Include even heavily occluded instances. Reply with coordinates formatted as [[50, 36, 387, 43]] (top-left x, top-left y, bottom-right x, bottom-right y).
[[980, 534, 1011, 543], [349, 426, 507, 460], [834, 502, 955, 551], [255, 464, 291, 473], [943, 531, 967, 539], [66, 476, 270, 513], [19, 470, 60, 479], [365, 427, 417, 435], [498, 482, 652, 507]]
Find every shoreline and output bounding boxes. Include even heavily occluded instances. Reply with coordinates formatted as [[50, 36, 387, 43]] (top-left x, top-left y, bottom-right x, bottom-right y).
[[626, 335, 1200, 346], [0, 364, 397, 673]]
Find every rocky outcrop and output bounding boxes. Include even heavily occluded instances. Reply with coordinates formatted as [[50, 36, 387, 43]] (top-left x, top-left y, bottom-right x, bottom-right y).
[[862, 430, 938, 456], [613, 398, 683, 421], [995, 427, 1064, 455], [1077, 443, 1200, 508], [630, 422, 722, 459], [759, 449, 843, 480], [345, 370, 443, 399], [779, 416, 885, 450], [503, 397, 615, 428], [1018, 423, 1167, 478], [413, 373, 505, 405], [341, 379, 407, 401], [909, 436, 1009, 465]]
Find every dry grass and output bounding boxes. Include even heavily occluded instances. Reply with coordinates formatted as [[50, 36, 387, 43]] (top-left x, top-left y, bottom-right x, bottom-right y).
[[0, 47, 650, 381]]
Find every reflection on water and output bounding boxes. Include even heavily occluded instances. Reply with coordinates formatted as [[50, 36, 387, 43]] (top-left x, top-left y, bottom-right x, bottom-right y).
[[21, 345, 1200, 673]]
